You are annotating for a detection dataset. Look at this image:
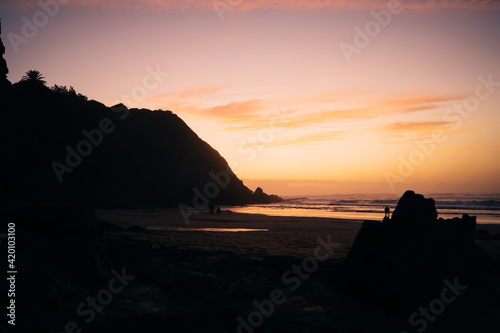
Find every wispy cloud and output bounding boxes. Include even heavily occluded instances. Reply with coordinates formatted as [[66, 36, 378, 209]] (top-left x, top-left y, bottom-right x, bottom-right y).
[[379, 120, 455, 142], [221, 93, 463, 131], [123, 76, 140, 86], [380, 122, 500, 144], [3, 0, 499, 11], [176, 84, 232, 99], [436, 145, 500, 153], [277, 131, 344, 146], [197, 100, 264, 121], [384, 121, 453, 132], [123, 83, 232, 108], [120, 83, 470, 149]]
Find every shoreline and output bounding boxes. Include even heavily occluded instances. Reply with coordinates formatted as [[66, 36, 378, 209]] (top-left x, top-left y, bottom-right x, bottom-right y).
[[230, 206, 500, 224]]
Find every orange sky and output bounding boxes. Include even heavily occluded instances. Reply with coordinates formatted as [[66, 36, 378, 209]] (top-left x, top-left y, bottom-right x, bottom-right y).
[[2, 0, 500, 195]]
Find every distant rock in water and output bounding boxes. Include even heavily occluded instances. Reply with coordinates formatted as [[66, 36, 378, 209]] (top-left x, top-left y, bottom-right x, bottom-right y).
[[0, 84, 281, 207], [251, 187, 282, 204], [0, 20, 11, 88], [340, 190, 499, 314]]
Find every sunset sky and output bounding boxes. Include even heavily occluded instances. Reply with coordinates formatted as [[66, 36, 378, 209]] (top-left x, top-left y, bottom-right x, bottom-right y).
[[2, 0, 500, 195]]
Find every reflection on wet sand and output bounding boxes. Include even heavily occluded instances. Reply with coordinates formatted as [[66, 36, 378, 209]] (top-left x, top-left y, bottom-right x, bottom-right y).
[[147, 227, 270, 232]]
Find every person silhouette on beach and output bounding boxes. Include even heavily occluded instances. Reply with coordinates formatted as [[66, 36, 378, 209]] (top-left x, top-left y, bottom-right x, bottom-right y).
[[217, 205, 221, 214], [384, 206, 390, 218]]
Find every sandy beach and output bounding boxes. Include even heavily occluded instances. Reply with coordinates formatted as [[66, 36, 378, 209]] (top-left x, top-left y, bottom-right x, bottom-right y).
[[96, 209, 500, 260], [8, 205, 500, 333]]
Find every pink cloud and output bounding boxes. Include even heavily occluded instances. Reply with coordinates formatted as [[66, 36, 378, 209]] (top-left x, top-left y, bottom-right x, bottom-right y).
[[3, 0, 499, 11]]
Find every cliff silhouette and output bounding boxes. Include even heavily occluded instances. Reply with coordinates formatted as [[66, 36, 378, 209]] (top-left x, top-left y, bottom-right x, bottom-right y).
[[0, 23, 280, 208], [0, 82, 281, 207]]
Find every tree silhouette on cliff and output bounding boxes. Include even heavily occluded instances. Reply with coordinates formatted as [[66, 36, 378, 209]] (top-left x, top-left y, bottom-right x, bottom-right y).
[[21, 70, 46, 85]]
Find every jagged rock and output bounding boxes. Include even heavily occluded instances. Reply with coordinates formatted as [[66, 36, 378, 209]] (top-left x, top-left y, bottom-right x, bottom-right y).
[[251, 187, 282, 204], [0, 20, 11, 88], [391, 190, 438, 225], [340, 190, 499, 314], [437, 213, 477, 241]]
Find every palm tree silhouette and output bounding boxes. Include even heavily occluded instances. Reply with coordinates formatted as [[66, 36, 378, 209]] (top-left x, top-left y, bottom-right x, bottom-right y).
[[22, 70, 46, 85]]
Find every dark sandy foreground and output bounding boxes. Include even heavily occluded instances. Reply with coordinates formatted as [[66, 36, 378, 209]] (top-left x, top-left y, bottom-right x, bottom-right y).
[[47, 209, 495, 333]]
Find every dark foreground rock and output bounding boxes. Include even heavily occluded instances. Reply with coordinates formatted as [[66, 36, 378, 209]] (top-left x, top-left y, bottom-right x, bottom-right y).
[[339, 191, 500, 322]]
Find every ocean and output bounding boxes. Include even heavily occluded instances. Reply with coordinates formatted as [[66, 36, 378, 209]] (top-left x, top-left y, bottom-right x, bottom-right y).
[[231, 193, 500, 224]]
